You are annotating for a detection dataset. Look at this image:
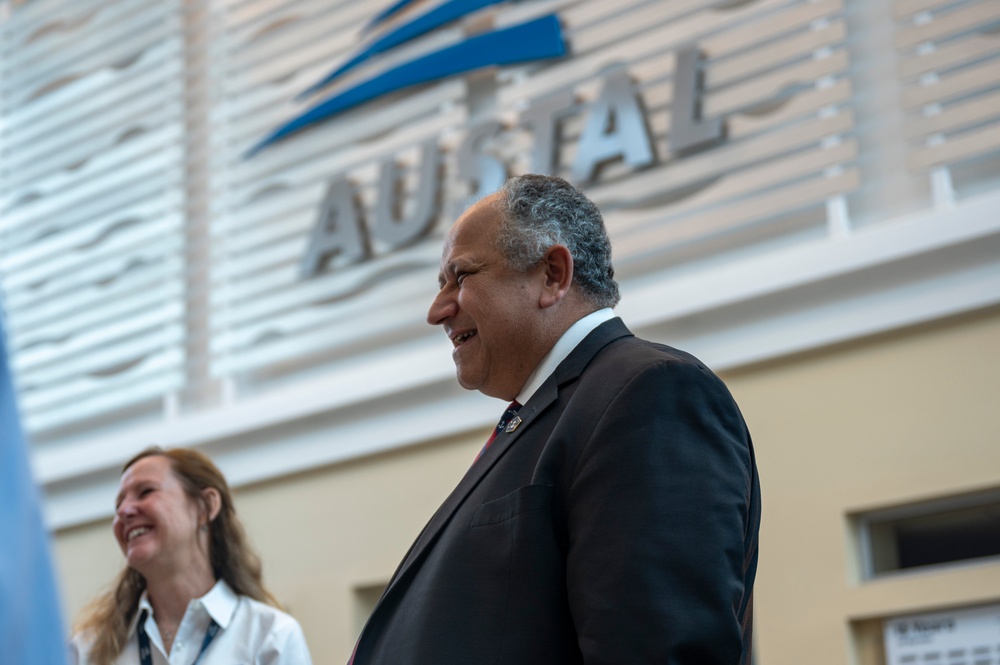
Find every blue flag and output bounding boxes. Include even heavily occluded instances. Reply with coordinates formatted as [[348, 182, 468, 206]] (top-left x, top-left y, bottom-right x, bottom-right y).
[[0, 317, 68, 665]]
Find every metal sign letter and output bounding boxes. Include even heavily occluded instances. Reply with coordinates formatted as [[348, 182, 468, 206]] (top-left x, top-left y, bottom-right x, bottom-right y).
[[300, 177, 370, 278], [571, 69, 655, 183], [669, 45, 725, 155], [373, 138, 442, 248]]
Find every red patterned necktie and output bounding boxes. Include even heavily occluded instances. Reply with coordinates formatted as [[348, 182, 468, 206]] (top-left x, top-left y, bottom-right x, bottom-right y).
[[474, 400, 521, 463]]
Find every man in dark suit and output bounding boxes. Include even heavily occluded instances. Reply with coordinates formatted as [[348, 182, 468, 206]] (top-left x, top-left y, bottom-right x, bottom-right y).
[[352, 174, 760, 664]]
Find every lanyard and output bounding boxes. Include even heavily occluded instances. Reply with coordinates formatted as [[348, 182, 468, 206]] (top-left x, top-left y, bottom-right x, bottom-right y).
[[137, 609, 221, 665]]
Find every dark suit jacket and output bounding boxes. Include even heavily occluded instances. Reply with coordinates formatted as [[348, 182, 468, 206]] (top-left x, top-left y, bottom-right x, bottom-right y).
[[354, 318, 761, 664]]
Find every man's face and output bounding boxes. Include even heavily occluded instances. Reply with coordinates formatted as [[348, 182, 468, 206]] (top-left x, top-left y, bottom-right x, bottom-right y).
[[427, 195, 545, 400]]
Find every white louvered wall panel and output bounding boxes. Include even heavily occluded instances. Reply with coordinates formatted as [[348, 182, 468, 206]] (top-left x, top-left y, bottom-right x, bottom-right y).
[[0, 0, 186, 435], [894, 0, 1000, 205], [209, 0, 858, 391], [208, 0, 470, 387], [491, 0, 857, 271]]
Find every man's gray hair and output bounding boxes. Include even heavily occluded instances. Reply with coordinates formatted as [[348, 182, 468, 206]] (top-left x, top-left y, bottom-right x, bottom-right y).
[[492, 174, 621, 309]]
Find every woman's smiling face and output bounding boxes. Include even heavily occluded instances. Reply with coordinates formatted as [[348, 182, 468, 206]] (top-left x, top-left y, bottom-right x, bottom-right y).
[[112, 455, 206, 577]]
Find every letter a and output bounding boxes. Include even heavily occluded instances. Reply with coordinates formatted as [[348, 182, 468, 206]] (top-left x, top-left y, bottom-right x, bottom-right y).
[[300, 177, 369, 278], [571, 69, 655, 183]]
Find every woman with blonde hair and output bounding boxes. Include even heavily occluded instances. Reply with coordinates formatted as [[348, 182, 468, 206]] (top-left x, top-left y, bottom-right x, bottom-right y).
[[70, 446, 312, 665]]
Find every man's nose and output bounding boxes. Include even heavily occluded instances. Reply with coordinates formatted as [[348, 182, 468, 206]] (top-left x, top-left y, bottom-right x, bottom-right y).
[[427, 289, 456, 326]]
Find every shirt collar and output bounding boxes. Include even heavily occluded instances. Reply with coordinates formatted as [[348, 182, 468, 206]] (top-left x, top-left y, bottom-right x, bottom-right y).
[[129, 579, 238, 637], [516, 308, 616, 405], [199, 579, 239, 629]]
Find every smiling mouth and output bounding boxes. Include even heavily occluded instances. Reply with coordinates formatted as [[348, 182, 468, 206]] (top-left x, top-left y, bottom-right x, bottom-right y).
[[451, 330, 477, 347], [127, 526, 151, 541]]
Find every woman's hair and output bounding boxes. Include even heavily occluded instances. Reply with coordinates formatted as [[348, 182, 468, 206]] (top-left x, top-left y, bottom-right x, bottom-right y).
[[74, 447, 281, 665]]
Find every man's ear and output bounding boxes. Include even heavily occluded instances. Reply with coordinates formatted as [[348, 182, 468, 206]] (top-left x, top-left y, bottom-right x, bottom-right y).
[[202, 488, 222, 523], [538, 244, 573, 309]]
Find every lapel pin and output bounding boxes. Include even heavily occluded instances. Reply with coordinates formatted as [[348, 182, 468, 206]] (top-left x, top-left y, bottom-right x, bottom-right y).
[[505, 415, 522, 433]]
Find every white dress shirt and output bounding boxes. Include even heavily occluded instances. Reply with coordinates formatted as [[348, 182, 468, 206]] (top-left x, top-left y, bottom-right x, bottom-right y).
[[516, 308, 616, 405], [70, 579, 312, 665]]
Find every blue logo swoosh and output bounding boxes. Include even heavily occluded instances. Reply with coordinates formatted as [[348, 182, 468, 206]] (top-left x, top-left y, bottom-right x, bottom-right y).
[[248, 5, 567, 157], [297, 0, 514, 101]]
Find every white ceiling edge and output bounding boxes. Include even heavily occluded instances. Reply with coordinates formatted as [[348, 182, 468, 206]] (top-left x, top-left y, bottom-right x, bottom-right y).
[[36, 190, 1000, 530]]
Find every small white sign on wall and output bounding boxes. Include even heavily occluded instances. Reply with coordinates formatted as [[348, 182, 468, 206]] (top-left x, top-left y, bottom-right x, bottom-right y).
[[885, 604, 1000, 665]]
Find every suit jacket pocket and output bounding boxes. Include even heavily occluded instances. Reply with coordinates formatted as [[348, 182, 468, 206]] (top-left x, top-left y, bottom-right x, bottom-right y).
[[471, 484, 553, 528]]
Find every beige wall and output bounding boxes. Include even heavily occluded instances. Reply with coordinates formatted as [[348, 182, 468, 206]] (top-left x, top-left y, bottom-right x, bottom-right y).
[[722, 305, 1000, 665], [54, 306, 1000, 664]]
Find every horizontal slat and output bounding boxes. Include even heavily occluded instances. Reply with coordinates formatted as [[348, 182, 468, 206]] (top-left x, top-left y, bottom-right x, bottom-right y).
[[909, 120, 1000, 168], [225, 4, 369, 77], [216, 233, 305, 282], [708, 20, 847, 90], [566, 0, 736, 55], [213, 271, 430, 356], [901, 56, 1000, 108], [10, 292, 182, 370], [893, 0, 964, 20], [222, 0, 356, 34], [11, 281, 184, 353], [4, 4, 177, 101], [3, 214, 181, 291], [18, 328, 184, 392], [899, 32, 1000, 79], [210, 177, 316, 233], [2, 124, 184, 212], [895, 2, 1000, 50], [211, 290, 430, 376], [4, 71, 182, 161], [25, 371, 182, 433], [212, 198, 314, 255], [0, 155, 182, 235], [498, 0, 839, 108], [212, 245, 440, 333], [0, 203, 177, 271], [5, 39, 181, 130], [578, 107, 855, 209], [4, 258, 183, 333], [3, 241, 182, 309], [8, 274, 183, 344], [906, 88, 1000, 138], [2, 185, 179, 255], [706, 50, 849, 118], [618, 141, 858, 228], [1, 0, 110, 40], [701, 0, 844, 57], [21, 349, 182, 412], [13, 306, 183, 371], [610, 169, 860, 262], [4, 95, 182, 187]]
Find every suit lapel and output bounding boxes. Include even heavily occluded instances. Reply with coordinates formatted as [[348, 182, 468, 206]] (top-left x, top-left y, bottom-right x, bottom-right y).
[[374, 318, 633, 603]]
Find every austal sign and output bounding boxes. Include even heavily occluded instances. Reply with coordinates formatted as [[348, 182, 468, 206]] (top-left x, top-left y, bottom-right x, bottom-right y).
[[253, 3, 728, 279], [298, 45, 726, 279]]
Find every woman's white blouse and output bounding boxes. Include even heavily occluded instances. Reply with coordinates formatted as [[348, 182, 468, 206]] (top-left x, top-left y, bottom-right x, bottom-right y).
[[70, 580, 312, 665]]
